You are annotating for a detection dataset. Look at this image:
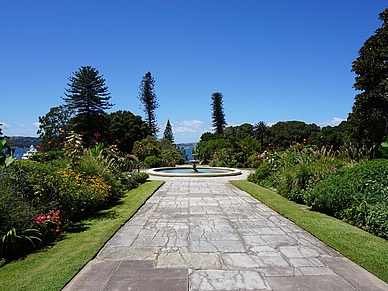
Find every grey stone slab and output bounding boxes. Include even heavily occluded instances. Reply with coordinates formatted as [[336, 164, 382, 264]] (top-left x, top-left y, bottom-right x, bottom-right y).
[[62, 260, 120, 291], [320, 256, 388, 291], [98, 246, 159, 260], [222, 253, 263, 269], [157, 252, 221, 269], [278, 245, 321, 258], [105, 278, 188, 291], [190, 270, 268, 291], [260, 234, 299, 246], [263, 267, 300, 277], [260, 255, 291, 268], [267, 275, 358, 291]]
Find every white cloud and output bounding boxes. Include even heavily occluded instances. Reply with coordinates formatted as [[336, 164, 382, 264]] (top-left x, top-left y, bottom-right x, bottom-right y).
[[317, 117, 346, 127], [0, 122, 39, 136], [171, 120, 212, 134], [0, 122, 11, 130]]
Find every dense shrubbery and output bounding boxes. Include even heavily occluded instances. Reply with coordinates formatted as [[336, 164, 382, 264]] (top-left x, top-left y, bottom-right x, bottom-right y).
[[248, 145, 388, 240], [133, 136, 184, 166], [0, 137, 150, 264], [305, 159, 388, 238]]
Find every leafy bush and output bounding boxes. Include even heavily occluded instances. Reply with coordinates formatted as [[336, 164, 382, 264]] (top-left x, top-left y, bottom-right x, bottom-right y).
[[365, 201, 388, 239], [131, 172, 149, 184], [0, 181, 38, 234], [1, 228, 42, 261], [144, 156, 161, 168], [120, 171, 149, 190], [58, 169, 113, 220], [30, 150, 64, 163], [248, 161, 273, 184], [306, 159, 388, 221]]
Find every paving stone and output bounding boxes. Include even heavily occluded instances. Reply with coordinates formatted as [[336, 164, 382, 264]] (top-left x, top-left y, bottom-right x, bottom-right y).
[[62, 260, 120, 291], [298, 266, 336, 276], [98, 246, 159, 260], [157, 252, 221, 269], [190, 270, 268, 291], [267, 275, 358, 291], [263, 267, 300, 277], [320, 256, 388, 291], [222, 253, 263, 269], [64, 174, 388, 291], [278, 245, 321, 258]]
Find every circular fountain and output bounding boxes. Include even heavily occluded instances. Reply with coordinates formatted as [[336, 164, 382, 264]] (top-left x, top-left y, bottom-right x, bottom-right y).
[[148, 166, 242, 177]]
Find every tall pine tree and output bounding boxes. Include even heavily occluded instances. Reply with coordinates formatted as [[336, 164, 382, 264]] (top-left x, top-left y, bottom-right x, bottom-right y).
[[211, 92, 226, 134], [138, 71, 159, 136], [62, 66, 113, 146]]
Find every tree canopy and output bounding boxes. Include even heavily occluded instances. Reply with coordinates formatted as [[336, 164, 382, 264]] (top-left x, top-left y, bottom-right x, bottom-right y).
[[268, 121, 320, 149], [163, 119, 174, 143], [37, 105, 74, 151], [107, 110, 151, 153], [62, 66, 113, 146], [211, 92, 226, 134], [347, 8, 388, 148], [138, 71, 159, 136]]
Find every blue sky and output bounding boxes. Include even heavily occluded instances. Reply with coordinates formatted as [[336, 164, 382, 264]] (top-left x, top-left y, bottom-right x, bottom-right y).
[[1, 1, 387, 143]]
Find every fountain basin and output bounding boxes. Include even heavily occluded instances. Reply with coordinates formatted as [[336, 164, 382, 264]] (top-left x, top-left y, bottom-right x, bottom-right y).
[[148, 166, 242, 177]]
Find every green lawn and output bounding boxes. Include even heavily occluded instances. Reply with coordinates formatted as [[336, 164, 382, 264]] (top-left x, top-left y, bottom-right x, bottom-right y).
[[231, 180, 388, 283], [0, 180, 164, 291]]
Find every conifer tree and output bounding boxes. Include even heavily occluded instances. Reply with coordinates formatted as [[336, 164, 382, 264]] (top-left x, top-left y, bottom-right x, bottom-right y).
[[62, 66, 113, 146], [211, 92, 226, 134], [163, 119, 174, 143], [138, 71, 159, 136]]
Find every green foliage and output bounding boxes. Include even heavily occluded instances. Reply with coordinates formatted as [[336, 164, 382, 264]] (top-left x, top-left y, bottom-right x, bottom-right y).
[[267, 121, 320, 149], [224, 123, 254, 144], [347, 8, 388, 148], [211, 92, 226, 134], [144, 156, 162, 168], [163, 119, 174, 143], [107, 110, 151, 153], [248, 160, 273, 185], [210, 147, 235, 167], [37, 105, 74, 151], [129, 172, 149, 186], [305, 159, 388, 239], [133, 136, 161, 161], [0, 139, 150, 264], [0, 138, 14, 167], [366, 201, 388, 239], [0, 168, 39, 234], [138, 71, 159, 136], [253, 121, 269, 147], [195, 138, 234, 163], [378, 135, 388, 158], [133, 136, 183, 166], [30, 150, 64, 163], [62, 66, 113, 145], [1, 228, 42, 261]]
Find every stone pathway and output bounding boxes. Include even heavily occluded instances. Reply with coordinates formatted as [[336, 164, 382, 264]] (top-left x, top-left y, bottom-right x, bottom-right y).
[[63, 174, 388, 291]]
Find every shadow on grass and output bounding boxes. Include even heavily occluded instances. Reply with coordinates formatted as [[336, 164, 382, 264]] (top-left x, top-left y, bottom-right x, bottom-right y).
[[64, 221, 91, 233]]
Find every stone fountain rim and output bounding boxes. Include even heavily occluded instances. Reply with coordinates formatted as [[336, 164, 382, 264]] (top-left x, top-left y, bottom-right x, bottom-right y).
[[147, 166, 242, 177]]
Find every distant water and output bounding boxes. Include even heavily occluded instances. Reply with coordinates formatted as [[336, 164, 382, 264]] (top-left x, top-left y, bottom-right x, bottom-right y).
[[177, 145, 195, 162], [13, 147, 26, 159]]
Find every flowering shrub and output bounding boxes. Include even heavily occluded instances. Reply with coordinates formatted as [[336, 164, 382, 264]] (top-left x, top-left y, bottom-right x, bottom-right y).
[[58, 169, 112, 220], [33, 210, 62, 243]]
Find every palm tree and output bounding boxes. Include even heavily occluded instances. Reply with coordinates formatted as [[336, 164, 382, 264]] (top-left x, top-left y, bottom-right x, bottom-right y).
[[254, 121, 269, 148]]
